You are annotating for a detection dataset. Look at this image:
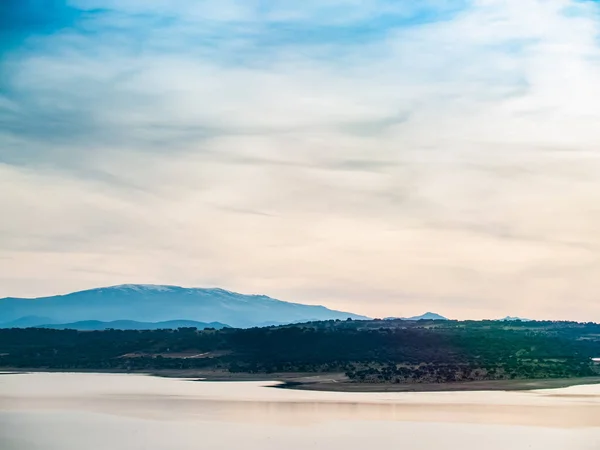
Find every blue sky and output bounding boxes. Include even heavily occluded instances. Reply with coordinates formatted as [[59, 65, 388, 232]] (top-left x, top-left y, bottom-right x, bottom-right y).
[[1, 0, 600, 321]]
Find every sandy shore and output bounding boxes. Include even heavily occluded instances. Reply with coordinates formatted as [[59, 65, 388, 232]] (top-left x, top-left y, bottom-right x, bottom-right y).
[[3, 367, 600, 393]]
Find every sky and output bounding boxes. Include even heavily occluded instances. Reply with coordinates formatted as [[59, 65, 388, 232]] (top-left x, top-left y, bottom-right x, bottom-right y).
[[1, 0, 600, 321]]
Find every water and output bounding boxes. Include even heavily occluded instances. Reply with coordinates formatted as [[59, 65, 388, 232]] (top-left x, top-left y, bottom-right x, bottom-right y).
[[1, 373, 599, 450]]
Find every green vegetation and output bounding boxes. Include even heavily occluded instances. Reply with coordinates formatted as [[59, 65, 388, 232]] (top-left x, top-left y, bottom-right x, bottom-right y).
[[1, 319, 599, 383]]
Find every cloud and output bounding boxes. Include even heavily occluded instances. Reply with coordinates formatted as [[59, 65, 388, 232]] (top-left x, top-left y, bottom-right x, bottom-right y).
[[1, 0, 600, 321]]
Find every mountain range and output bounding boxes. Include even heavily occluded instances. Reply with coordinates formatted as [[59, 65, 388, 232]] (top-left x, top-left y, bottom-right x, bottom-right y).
[[497, 316, 533, 322], [33, 319, 230, 331], [385, 312, 449, 321], [0, 284, 368, 328]]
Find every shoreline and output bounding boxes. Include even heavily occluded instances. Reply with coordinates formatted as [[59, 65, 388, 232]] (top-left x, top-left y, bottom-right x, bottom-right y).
[[3, 367, 600, 393], [275, 377, 600, 392]]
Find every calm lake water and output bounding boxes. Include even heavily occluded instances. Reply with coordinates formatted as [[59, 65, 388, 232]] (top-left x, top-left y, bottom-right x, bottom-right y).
[[1, 373, 599, 450]]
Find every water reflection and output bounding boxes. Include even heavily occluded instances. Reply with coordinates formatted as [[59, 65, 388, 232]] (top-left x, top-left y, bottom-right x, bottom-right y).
[[0, 373, 599, 450]]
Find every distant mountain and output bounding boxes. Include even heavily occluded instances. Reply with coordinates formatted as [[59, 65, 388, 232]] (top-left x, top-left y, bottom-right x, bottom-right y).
[[497, 316, 533, 322], [0, 315, 59, 328], [37, 319, 230, 331], [0, 284, 369, 328], [385, 312, 449, 321]]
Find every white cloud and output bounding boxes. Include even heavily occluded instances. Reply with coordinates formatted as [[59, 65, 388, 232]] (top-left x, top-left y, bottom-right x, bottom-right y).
[[1, 0, 600, 321]]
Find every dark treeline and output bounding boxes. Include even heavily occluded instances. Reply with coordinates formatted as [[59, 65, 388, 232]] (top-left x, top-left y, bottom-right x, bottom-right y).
[[1, 319, 599, 383]]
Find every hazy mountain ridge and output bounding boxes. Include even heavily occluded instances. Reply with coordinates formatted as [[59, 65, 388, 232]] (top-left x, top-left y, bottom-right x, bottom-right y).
[[0, 284, 368, 328], [32, 319, 230, 331], [0, 315, 59, 328], [497, 316, 533, 322], [384, 312, 449, 321]]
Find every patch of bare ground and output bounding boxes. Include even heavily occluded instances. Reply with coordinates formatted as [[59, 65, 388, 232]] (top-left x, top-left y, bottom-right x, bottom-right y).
[[275, 376, 600, 392]]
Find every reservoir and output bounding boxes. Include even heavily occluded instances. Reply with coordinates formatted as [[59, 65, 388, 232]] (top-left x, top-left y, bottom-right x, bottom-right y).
[[0, 373, 599, 450]]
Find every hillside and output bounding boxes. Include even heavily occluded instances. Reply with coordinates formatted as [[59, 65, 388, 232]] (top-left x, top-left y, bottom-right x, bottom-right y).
[[1, 318, 599, 385], [0, 284, 368, 328]]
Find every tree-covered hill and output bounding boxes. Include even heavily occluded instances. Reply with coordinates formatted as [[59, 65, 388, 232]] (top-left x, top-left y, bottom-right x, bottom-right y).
[[1, 319, 599, 383]]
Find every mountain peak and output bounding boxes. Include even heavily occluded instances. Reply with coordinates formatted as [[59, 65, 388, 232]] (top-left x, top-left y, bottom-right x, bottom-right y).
[[384, 312, 449, 321], [105, 284, 180, 292], [497, 316, 532, 322], [0, 284, 369, 328], [406, 312, 448, 321]]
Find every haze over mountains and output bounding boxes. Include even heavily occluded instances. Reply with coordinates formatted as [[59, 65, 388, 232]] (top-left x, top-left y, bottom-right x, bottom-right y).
[[498, 316, 533, 322], [0, 284, 544, 329], [0, 284, 368, 329], [36, 320, 230, 331], [385, 312, 449, 321]]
